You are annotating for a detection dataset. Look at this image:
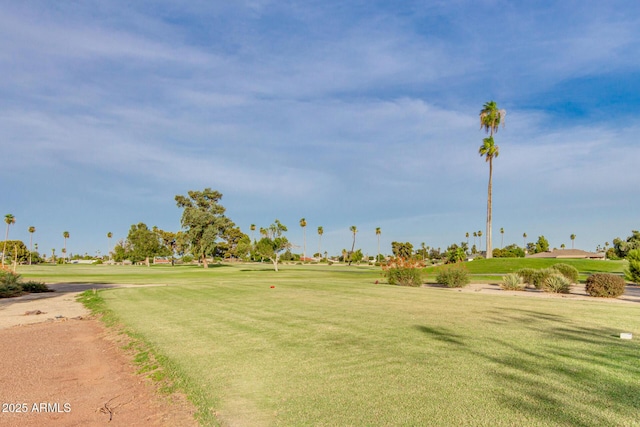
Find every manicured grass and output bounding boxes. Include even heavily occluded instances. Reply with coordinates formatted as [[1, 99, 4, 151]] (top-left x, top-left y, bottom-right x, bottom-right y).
[[36, 263, 640, 426]]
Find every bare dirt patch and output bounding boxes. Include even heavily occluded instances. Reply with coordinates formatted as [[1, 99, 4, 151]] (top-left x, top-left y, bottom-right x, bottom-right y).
[[0, 284, 198, 427]]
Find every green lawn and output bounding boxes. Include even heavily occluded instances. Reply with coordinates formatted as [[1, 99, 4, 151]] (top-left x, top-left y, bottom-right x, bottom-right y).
[[19, 263, 640, 426]]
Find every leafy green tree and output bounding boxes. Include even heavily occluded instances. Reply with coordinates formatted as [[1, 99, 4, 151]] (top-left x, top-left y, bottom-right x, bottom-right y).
[[479, 101, 506, 259], [175, 188, 233, 268], [535, 235, 550, 254], [235, 235, 252, 261], [1, 240, 30, 264], [445, 243, 467, 264], [612, 230, 640, 259], [112, 239, 131, 262], [126, 223, 170, 265], [391, 241, 414, 259], [492, 244, 525, 258], [254, 220, 290, 271], [213, 226, 249, 259], [625, 249, 640, 284], [2, 214, 16, 267], [351, 249, 364, 264]]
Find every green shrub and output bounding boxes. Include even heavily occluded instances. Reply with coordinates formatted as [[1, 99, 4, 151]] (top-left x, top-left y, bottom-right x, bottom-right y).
[[585, 273, 626, 298], [0, 271, 52, 297], [500, 273, 525, 291], [543, 274, 571, 293], [19, 281, 52, 293], [516, 268, 536, 286], [0, 283, 23, 298], [382, 258, 424, 287], [436, 265, 470, 288], [531, 268, 555, 289], [625, 249, 640, 284], [0, 270, 21, 286], [550, 263, 579, 283]]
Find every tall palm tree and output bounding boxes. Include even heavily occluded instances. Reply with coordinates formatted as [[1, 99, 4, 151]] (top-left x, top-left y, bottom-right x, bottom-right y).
[[570, 234, 576, 249], [523, 232, 527, 250], [250, 224, 256, 242], [348, 226, 357, 266], [2, 214, 16, 267], [63, 231, 70, 263], [473, 231, 477, 252], [28, 226, 36, 265], [317, 226, 324, 258], [107, 232, 113, 260], [500, 227, 504, 249], [466, 232, 470, 248], [51, 248, 55, 263], [299, 218, 307, 261], [376, 227, 381, 262], [479, 100, 506, 260], [478, 230, 483, 254]]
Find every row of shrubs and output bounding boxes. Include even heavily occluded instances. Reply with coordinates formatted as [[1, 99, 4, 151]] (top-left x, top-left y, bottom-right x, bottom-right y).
[[382, 259, 627, 298], [500, 263, 626, 297], [0, 270, 52, 298], [382, 258, 471, 288]]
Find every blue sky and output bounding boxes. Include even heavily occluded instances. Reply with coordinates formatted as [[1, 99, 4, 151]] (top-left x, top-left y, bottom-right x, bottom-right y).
[[2, 1, 639, 258]]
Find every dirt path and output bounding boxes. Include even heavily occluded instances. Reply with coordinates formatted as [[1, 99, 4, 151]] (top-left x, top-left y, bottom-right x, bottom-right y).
[[0, 284, 198, 426]]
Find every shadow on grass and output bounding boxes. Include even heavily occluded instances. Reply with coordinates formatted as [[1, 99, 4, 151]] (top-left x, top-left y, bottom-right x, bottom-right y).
[[469, 309, 640, 426], [413, 325, 467, 346]]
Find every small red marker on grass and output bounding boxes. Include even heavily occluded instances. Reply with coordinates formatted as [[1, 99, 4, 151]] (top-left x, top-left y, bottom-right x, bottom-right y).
[[270, 285, 275, 288]]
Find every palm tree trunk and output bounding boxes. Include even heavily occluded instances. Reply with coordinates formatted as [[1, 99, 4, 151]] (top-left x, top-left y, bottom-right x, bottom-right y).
[[2, 225, 9, 267], [486, 158, 493, 259]]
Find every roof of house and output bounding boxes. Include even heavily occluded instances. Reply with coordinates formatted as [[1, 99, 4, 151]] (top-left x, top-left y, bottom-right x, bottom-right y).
[[526, 249, 605, 259]]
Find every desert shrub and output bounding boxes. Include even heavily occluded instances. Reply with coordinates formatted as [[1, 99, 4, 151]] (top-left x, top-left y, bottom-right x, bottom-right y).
[[550, 263, 579, 283], [0, 270, 21, 286], [516, 268, 536, 285], [543, 274, 571, 294], [0, 283, 23, 298], [531, 268, 556, 289], [625, 249, 640, 284], [585, 273, 626, 298], [0, 271, 52, 297], [19, 281, 52, 293], [501, 273, 525, 291], [382, 257, 424, 287], [436, 265, 470, 288]]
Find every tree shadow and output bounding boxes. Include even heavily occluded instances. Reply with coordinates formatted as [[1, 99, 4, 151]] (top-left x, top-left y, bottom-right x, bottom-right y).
[[466, 309, 640, 425], [413, 325, 467, 346]]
